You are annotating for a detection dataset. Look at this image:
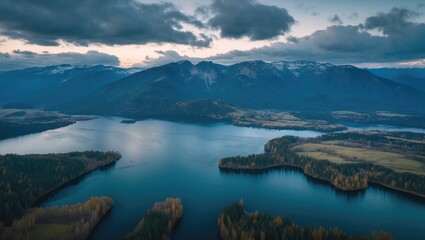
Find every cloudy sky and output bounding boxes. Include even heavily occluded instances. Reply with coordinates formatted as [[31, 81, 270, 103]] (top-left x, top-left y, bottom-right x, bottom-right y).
[[0, 0, 424, 70]]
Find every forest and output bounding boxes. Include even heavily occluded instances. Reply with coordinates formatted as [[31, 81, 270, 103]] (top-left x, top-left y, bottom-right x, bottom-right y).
[[219, 132, 425, 197], [125, 198, 183, 240], [0, 151, 121, 225], [218, 201, 393, 240], [1, 196, 114, 240]]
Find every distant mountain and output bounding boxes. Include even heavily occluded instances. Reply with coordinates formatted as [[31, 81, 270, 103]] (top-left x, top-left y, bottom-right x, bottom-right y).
[[367, 68, 425, 93], [1, 61, 424, 118], [0, 64, 132, 107], [68, 60, 425, 116]]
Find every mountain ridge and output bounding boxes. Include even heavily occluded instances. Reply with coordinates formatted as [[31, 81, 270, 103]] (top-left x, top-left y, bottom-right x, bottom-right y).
[[66, 60, 425, 116], [1, 60, 424, 119], [0, 64, 133, 107]]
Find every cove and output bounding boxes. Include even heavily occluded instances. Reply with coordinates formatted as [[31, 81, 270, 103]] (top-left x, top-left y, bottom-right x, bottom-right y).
[[0, 117, 424, 239]]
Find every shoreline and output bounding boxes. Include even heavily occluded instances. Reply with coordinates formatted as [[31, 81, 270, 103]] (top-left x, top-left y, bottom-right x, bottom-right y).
[[368, 180, 425, 200], [219, 161, 425, 200], [103, 114, 425, 133], [124, 197, 183, 239], [39, 113, 425, 134], [87, 203, 114, 239], [2, 196, 115, 240], [89, 113, 346, 133], [32, 153, 121, 207], [231, 121, 345, 132], [0, 121, 75, 141], [0, 115, 95, 141]]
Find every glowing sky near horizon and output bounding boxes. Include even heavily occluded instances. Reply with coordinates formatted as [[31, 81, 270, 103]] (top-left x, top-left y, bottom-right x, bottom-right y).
[[0, 0, 424, 70]]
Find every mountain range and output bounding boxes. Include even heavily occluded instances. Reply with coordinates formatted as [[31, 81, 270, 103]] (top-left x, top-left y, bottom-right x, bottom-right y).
[[0, 64, 131, 107], [1, 61, 424, 119]]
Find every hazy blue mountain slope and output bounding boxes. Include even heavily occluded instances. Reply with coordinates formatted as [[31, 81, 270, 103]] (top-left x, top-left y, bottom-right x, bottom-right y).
[[368, 68, 425, 93], [0, 65, 131, 107]]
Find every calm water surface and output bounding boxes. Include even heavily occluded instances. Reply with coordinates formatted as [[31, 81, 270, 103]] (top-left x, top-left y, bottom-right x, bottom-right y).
[[0, 117, 424, 239]]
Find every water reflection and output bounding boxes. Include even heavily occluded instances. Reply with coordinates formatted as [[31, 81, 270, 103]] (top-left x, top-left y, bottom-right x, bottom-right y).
[[0, 117, 424, 240], [220, 166, 369, 202]]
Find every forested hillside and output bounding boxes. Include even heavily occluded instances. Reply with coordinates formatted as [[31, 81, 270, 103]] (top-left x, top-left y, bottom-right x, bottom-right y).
[[0, 151, 121, 225]]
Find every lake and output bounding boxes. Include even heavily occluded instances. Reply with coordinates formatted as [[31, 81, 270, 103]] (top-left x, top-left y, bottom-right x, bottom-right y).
[[0, 117, 424, 239]]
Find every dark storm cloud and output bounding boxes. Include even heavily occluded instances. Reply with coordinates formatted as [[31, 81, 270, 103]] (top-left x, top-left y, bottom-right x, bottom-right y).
[[207, 0, 295, 40], [0, 50, 120, 71], [286, 36, 299, 43], [328, 15, 343, 25], [362, 8, 419, 34], [200, 8, 425, 65], [12, 49, 36, 56], [195, 6, 210, 17], [0, 0, 210, 47]]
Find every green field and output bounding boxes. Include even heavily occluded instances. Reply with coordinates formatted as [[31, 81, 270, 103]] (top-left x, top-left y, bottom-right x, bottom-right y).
[[291, 140, 425, 175], [228, 110, 346, 132], [220, 132, 425, 195]]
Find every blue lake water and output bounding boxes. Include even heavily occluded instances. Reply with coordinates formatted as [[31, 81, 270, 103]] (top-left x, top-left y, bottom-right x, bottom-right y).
[[0, 117, 424, 239]]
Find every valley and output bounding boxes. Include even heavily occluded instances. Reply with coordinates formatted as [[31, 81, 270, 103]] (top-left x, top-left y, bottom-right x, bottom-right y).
[[1, 61, 424, 130], [2, 0, 425, 238], [0, 61, 424, 239]]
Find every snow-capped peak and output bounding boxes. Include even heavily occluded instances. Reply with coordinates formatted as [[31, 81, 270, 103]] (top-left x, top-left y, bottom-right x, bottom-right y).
[[272, 61, 334, 77], [48, 66, 74, 74]]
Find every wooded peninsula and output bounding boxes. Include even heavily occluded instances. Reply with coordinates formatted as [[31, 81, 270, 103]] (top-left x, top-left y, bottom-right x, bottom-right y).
[[218, 201, 393, 240], [219, 131, 425, 198], [1, 196, 114, 240], [125, 198, 183, 240], [0, 151, 121, 226]]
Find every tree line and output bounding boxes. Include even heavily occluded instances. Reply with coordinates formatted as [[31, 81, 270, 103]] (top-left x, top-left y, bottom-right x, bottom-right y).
[[218, 201, 393, 240], [1, 196, 114, 240], [220, 134, 425, 196], [125, 197, 183, 240], [0, 151, 121, 225]]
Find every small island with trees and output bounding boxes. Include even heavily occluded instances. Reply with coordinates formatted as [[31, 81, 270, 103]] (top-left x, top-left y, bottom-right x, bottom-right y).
[[125, 197, 183, 240], [121, 119, 137, 124], [218, 201, 393, 240], [0, 151, 121, 226], [219, 131, 425, 198]]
